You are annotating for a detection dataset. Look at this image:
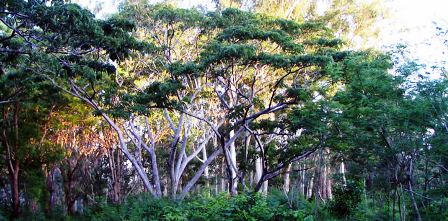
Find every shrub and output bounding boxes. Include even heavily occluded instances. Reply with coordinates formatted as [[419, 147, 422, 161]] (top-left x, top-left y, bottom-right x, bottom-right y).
[[328, 180, 363, 218], [82, 191, 319, 221]]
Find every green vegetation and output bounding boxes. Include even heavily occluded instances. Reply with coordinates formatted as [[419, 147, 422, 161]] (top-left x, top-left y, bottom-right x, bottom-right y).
[[0, 0, 447, 220]]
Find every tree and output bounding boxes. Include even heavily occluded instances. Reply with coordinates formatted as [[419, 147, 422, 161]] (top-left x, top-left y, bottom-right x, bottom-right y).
[[213, 0, 387, 48], [0, 0, 151, 215]]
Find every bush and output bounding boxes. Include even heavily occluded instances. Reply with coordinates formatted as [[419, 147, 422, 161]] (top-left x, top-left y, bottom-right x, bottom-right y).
[[83, 191, 318, 221], [328, 180, 362, 218]]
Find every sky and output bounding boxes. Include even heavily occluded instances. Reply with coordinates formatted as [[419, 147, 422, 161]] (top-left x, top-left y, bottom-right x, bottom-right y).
[[75, 0, 448, 76], [380, 0, 447, 75]]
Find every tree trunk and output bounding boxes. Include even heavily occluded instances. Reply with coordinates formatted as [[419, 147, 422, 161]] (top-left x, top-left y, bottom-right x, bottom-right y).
[[340, 161, 347, 186], [228, 129, 238, 195], [321, 162, 327, 199], [4, 103, 21, 218], [392, 188, 396, 221], [162, 176, 169, 197], [298, 163, 305, 196], [148, 147, 162, 197], [10, 162, 20, 218], [108, 147, 122, 203], [221, 158, 227, 193], [324, 148, 332, 199], [249, 171, 254, 188], [408, 159, 422, 221], [326, 163, 332, 199], [179, 147, 222, 199], [283, 163, 291, 194], [254, 143, 268, 194], [262, 180, 268, 195], [65, 175, 76, 215], [202, 144, 210, 195], [101, 113, 156, 196], [307, 172, 315, 199], [179, 127, 246, 199], [227, 76, 238, 196], [214, 175, 219, 195], [398, 184, 404, 221], [255, 155, 263, 188], [48, 166, 63, 214]]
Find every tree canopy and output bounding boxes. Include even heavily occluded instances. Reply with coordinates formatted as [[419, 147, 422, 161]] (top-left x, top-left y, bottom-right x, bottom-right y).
[[0, 0, 446, 220]]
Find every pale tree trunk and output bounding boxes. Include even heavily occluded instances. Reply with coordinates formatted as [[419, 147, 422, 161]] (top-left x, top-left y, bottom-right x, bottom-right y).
[[214, 175, 219, 195], [164, 111, 217, 198], [341, 161, 347, 186], [262, 180, 268, 195], [325, 149, 332, 199], [301, 166, 306, 196], [325, 163, 332, 199], [179, 126, 246, 199], [255, 155, 263, 187], [228, 129, 238, 195], [298, 163, 305, 196], [214, 137, 225, 193], [102, 114, 155, 196], [127, 124, 162, 197], [321, 164, 327, 199], [202, 143, 210, 195], [179, 147, 222, 199], [165, 111, 182, 196], [148, 146, 162, 196], [249, 171, 254, 187], [144, 116, 162, 196], [307, 170, 315, 199], [226, 74, 238, 196], [306, 155, 317, 199], [314, 152, 323, 201], [128, 117, 164, 197], [221, 158, 227, 193], [254, 143, 268, 194], [162, 176, 169, 197], [283, 163, 292, 193], [322, 148, 332, 199]]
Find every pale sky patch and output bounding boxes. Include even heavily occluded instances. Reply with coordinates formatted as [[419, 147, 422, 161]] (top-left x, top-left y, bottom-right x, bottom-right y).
[[380, 0, 447, 75]]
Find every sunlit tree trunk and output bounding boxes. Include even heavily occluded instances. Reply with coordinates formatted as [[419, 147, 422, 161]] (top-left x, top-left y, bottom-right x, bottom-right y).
[[255, 155, 263, 188], [202, 142, 210, 195], [226, 74, 238, 196], [228, 128, 238, 195]]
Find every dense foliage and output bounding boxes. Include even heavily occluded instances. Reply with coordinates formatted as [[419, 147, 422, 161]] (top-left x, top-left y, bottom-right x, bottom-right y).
[[0, 0, 447, 220]]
